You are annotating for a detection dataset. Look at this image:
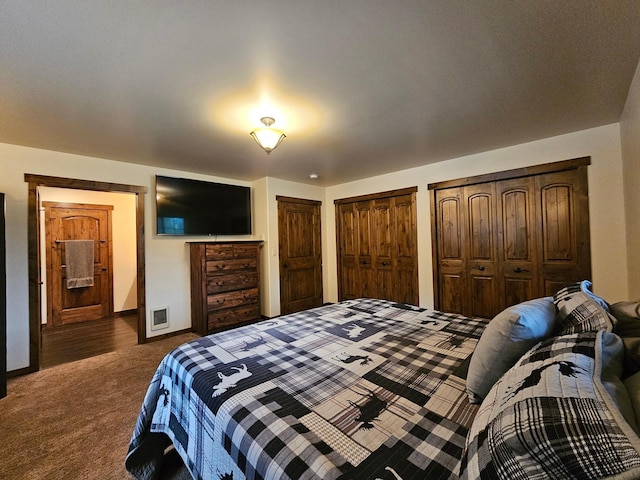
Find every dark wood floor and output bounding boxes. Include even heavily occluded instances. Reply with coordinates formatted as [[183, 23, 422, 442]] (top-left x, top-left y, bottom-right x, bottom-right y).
[[40, 313, 138, 369]]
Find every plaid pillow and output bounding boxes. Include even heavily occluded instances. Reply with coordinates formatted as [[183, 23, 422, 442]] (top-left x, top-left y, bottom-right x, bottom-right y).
[[553, 280, 614, 335], [461, 331, 640, 480]]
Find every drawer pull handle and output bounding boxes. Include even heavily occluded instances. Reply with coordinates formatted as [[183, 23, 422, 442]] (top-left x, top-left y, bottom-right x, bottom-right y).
[[513, 267, 530, 273], [474, 265, 485, 271]]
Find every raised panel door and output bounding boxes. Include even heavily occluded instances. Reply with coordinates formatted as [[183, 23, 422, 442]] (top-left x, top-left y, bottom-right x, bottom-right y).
[[435, 187, 466, 314], [464, 184, 499, 318], [372, 198, 393, 300], [336, 203, 358, 300], [356, 202, 376, 299], [392, 193, 418, 305], [496, 177, 538, 307], [536, 168, 591, 295]]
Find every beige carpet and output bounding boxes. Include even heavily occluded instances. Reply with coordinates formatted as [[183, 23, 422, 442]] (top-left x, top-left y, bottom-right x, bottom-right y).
[[1, 332, 198, 480]]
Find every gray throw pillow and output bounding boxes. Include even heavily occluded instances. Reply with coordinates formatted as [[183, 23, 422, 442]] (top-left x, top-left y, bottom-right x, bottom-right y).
[[466, 297, 556, 404], [612, 300, 640, 337]]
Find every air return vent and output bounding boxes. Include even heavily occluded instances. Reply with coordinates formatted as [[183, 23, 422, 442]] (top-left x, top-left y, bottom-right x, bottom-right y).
[[150, 306, 169, 331]]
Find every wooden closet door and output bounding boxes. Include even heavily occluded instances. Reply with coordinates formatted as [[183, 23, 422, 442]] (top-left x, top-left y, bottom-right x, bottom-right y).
[[434, 187, 466, 314], [372, 198, 393, 300], [336, 188, 418, 304], [336, 203, 358, 300], [497, 176, 539, 307], [464, 183, 500, 318], [356, 201, 376, 298], [536, 167, 591, 296], [392, 192, 418, 305]]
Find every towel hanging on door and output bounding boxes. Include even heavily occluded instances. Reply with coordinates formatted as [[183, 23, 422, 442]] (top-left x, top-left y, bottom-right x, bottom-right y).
[[64, 240, 94, 289]]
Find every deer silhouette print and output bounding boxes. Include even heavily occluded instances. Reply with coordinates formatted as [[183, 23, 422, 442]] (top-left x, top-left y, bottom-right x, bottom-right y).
[[505, 360, 586, 401], [348, 388, 388, 430], [242, 335, 267, 351], [212, 364, 252, 397], [334, 352, 373, 366], [343, 324, 366, 339]]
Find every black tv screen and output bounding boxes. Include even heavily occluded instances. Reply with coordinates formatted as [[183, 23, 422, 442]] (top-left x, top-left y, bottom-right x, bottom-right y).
[[156, 175, 252, 236]]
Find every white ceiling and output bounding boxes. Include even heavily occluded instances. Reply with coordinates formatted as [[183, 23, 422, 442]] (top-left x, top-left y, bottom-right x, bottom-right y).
[[1, 1, 639, 186]]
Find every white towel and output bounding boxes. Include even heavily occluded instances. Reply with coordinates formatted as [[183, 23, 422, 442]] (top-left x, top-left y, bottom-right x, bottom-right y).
[[65, 240, 95, 289]]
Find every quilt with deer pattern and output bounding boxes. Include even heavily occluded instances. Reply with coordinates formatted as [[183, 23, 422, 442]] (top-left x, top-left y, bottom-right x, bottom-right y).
[[126, 298, 487, 480]]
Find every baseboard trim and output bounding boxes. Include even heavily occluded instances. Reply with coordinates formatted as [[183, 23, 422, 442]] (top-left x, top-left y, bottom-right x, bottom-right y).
[[145, 327, 192, 343], [7, 365, 35, 378]]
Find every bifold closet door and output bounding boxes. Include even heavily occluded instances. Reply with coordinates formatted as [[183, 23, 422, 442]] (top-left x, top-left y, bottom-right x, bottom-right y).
[[336, 188, 418, 305], [431, 158, 591, 319]]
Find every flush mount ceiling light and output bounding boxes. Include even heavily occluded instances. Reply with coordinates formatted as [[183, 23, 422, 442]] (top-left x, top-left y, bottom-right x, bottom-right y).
[[250, 117, 286, 154]]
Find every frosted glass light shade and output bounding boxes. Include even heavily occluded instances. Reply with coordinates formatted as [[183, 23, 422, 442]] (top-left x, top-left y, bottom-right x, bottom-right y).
[[250, 117, 286, 154]]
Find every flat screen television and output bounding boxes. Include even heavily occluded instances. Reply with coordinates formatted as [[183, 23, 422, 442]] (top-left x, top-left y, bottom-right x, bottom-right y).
[[155, 175, 252, 236]]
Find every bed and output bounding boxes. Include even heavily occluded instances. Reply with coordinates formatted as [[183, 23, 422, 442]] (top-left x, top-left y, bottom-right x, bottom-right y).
[[127, 285, 640, 480]]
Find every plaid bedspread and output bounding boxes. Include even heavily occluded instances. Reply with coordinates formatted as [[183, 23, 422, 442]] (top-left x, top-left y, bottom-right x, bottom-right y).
[[126, 298, 487, 480]]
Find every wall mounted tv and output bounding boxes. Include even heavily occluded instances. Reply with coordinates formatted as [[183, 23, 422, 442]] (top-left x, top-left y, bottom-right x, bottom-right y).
[[155, 175, 252, 236]]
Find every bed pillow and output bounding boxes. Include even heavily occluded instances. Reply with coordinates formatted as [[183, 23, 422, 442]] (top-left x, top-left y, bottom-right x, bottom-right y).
[[462, 331, 640, 480], [612, 300, 640, 338], [553, 280, 615, 335], [466, 297, 556, 404]]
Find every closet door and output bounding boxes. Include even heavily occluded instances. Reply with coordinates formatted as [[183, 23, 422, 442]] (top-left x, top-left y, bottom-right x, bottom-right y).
[[392, 192, 418, 304], [536, 167, 591, 296], [434, 187, 466, 314], [431, 157, 592, 318], [336, 188, 418, 304], [372, 198, 393, 300], [465, 183, 500, 318], [336, 202, 358, 300], [497, 176, 539, 307]]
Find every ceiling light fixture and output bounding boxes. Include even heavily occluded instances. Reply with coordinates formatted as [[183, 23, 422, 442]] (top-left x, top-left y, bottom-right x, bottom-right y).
[[250, 117, 286, 154]]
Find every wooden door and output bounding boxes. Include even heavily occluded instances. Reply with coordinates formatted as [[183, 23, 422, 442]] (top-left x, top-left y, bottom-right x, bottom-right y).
[[390, 192, 418, 304], [335, 187, 418, 305], [277, 197, 323, 315], [430, 157, 592, 318], [336, 202, 358, 300], [536, 167, 591, 296], [372, 198, 393, 301], [497, 176, 539, 307], [465, 183, 500, 318], [434, 187, 466, 314], [44, 202, 114, 326]]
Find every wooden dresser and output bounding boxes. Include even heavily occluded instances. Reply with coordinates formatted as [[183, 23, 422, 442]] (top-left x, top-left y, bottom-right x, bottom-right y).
[[189, 241, 263, 335]]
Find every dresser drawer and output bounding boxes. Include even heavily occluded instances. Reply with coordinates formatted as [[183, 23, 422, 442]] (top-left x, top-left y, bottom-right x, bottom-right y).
[[206, 287, 258, 311], [206, 273, 258, 294], [207, 304, 261, 331], [205, 244, 234, 260], [206, 257, 257, 275], [206, 243, 258, 260]]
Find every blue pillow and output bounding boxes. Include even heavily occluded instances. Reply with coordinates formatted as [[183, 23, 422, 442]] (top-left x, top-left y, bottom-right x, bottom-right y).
[[466, 297, 556, 403]]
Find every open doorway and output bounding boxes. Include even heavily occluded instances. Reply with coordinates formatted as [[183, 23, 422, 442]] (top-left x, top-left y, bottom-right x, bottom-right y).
[[24, 174, 147, 373]]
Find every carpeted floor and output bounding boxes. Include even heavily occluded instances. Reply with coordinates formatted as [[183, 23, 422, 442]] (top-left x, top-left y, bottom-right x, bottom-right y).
[[1, 332, 198, 480]]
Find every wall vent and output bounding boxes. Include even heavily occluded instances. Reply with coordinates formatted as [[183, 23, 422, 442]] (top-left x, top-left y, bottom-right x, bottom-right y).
[[150, 306, 169, 331]]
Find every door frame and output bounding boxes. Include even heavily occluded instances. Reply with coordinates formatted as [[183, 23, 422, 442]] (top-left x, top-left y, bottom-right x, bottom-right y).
[[24, 174, 147, 373]]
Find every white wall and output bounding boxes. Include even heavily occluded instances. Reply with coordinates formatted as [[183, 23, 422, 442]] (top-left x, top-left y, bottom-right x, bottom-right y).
[[621, 59, 640, 300], [325, 123, 629, 307], [38, 187, 138, 318], [0, 144, 261, 371]]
